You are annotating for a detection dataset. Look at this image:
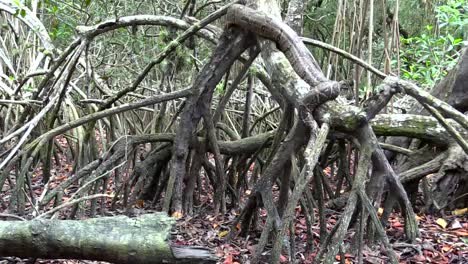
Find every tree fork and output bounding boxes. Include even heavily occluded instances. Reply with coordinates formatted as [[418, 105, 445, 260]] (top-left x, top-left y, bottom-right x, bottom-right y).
[[164, 26, 254, 215]]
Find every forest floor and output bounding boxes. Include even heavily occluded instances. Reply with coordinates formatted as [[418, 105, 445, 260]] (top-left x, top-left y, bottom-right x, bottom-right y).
[[1, 170, 467, 264], [171, 204, 468, 264], [0, 136, 467, 264]]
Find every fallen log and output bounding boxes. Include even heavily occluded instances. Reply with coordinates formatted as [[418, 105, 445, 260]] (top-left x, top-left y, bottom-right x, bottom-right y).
[[0, 213, 216, 264]]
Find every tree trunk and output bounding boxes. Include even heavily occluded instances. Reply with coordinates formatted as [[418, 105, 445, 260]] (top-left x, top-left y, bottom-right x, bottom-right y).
[[0, 213, 216, 264], [387, 48, 468, 210]]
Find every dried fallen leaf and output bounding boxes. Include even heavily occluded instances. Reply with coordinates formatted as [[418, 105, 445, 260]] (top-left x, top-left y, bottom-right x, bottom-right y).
[[135, 199, 144, 208], [223, 254, 233, 264], [215, 247, 224, 257], [378, 207, 384, 216], [172, 211, 183, 219], [219, 230, 229, 238], [452, 230, 468, 236], [436, 218, 448, 229], [452, 208, 467, 216], [441, 245, 452, 252], [449, 219, 462, 229], [412, 254, 426, 262]]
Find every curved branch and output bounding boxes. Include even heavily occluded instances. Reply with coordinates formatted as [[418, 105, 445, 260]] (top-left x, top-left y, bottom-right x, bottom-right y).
[[28, 88, 192, 149], [96, 2, 235, 109], [227, 4, 330, 87], [0, 0, 54, 50], [76, 15, 217, 44], [393, 77, 468, 131], [301, 37, 386, 79]]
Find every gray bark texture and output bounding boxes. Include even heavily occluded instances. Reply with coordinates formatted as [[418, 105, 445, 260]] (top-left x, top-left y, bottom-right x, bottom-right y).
[[0, 213, 216, 264]]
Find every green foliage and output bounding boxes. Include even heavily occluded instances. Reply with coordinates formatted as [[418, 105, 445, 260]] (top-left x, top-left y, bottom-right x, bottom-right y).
[[215, 80, 225, 95], [39, 2, 77, 46], [49, 22, 74, 42], [84, 0, 92, 7], [400, 0, 467, 88], [248, 67, 257, 76], [12, 0, 27, 18]]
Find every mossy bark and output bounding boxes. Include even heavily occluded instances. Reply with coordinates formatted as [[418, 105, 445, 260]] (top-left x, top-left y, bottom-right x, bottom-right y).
[[0, 213, 216, 264]]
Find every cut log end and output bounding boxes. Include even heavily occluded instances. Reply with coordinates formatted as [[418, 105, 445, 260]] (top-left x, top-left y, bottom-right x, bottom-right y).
[[171, 246, 218, 263]]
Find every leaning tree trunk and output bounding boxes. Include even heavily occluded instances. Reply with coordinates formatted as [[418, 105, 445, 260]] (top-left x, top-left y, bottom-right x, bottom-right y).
[[387, 48, 468, 211], [415, 48, 468, 210], [433, 48, 468, 112], [0, 213, 216, 264]]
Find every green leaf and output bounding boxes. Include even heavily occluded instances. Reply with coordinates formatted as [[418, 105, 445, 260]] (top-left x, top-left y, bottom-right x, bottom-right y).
[[215, 81, 225, 94], [248, 67, 257, 75], [50, 6, 59, 14], [24, 85, 34, 91], [447, 34, 454, 44], [20, 9, 26, 17]]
